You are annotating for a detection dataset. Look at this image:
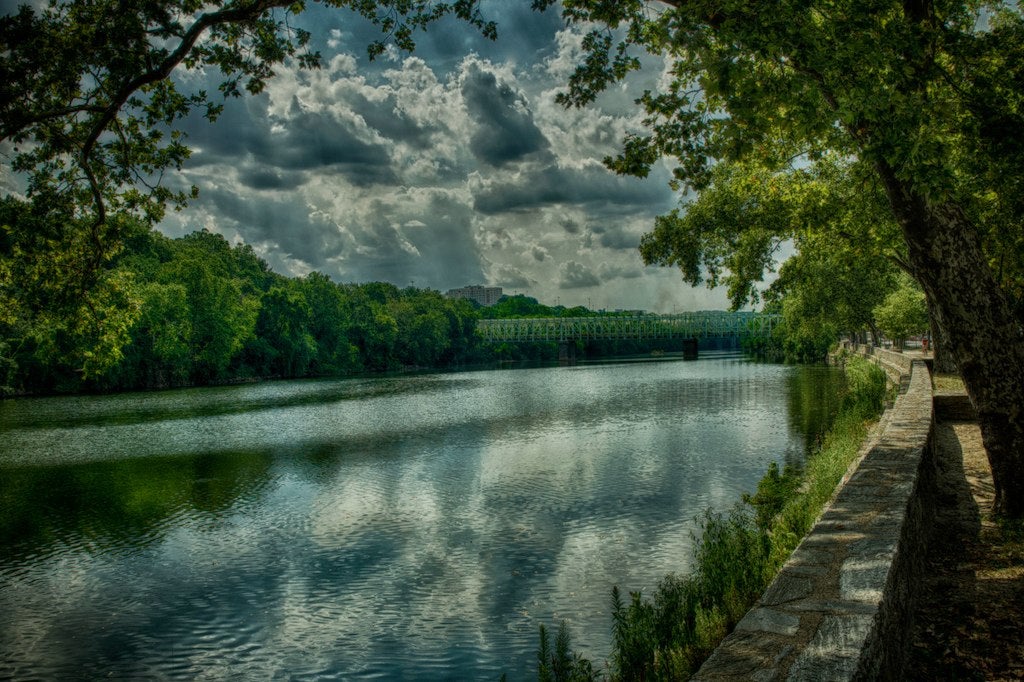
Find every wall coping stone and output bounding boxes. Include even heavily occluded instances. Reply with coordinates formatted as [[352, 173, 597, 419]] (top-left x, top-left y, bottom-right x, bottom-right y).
[[693, 354, 935, 681]]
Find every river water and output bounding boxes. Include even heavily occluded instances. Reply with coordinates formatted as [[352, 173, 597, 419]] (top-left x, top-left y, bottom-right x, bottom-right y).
[[0, 353, 842, 680]]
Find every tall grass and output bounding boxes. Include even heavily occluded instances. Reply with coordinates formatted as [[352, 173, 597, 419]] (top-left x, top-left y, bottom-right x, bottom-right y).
[[536, 356, 888, 681]]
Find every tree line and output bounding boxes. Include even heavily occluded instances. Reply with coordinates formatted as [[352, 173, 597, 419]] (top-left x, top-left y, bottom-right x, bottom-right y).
[[0, 202, 710, 395], [0, 201, 487, 394]]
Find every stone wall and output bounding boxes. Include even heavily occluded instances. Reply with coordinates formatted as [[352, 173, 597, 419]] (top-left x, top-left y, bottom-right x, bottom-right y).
[[693, 356, 936, 681], [846, 344, 915, 392]]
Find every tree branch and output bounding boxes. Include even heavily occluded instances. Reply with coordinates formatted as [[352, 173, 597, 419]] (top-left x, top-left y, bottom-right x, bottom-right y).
[[82, 0, 288, 166]]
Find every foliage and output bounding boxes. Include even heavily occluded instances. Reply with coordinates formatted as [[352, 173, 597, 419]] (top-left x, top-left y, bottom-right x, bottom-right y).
[[873, 276, 930, 349], [765, 230, 899, 362], [537, 622, 600, 682], [544, 1, 1024, 517], [638, 158, 903, 362], [0, 0, 495, 228], [546, 0, 1023, 235], [0, 0, 500, 378], [842, 355, 891, 418], [0, 207, 499, 393]]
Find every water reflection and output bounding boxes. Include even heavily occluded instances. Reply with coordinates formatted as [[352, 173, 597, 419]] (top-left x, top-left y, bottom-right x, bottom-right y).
[[0, 354, 843, 679]]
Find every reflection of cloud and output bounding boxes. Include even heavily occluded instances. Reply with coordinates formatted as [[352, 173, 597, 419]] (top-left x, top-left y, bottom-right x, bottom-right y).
[[0, 359, 825, 677]]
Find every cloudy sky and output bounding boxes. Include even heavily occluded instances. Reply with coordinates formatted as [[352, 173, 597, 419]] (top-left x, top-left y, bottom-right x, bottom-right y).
[[10, 1, 749, 312]]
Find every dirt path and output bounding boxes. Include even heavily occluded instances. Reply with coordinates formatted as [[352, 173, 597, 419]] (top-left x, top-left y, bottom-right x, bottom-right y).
[[905, 420, 1024, 680]]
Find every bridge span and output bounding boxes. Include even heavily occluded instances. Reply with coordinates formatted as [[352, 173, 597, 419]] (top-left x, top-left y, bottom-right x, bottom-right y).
[[476, 311, 780, 344]]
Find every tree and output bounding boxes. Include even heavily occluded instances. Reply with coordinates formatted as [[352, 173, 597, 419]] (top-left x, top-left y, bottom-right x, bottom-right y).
[[251, 284, 317, 377], [0, 197, 142, 389], [165, 248, 258, 382], [297, 272, 360, 374], [109, 281, 193, 388], [0, 0, 497, 376], [874, 277, 931, 351], [546, 0, 1024, 517], [768, 233, 898, 361]]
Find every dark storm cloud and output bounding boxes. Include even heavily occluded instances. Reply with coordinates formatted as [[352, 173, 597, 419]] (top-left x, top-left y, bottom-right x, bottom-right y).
[[347, 90, 436, 150], [461, 64, 550, 167], [561, 218, 583, 235], [493, 264, 534, 289], [295, 1, 564, 77], [402, 197, 488, 288], [201, 188, 343, 269], [271, 103, 397, 186], [598, 262, 644, 281], [591, 223, 644, 250], [179, 96, 265, 164], [181, 95, 397, 187], [472, 164, 672, 215], [238, 167, 306, 191]]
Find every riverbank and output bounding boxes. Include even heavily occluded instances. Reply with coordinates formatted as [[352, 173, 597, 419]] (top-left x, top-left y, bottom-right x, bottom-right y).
[[691, 352, 929, 679]]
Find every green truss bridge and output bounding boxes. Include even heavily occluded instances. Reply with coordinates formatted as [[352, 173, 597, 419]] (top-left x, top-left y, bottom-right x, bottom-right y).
[[476, 311, 780, 346]]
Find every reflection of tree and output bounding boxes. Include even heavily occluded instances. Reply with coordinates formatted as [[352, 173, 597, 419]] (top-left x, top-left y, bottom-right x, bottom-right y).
[[0, 450, 271, 562], [784, 366, 846, 458]]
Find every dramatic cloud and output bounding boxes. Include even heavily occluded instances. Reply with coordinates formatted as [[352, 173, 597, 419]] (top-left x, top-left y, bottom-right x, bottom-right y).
[[151, 7, 739, 312], [461, 63, 551, 167], [559, 260, 601, 289], [471, 163, 672, 216]]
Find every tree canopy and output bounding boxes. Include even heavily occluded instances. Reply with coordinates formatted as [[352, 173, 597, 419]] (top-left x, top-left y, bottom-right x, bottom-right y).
[[0, 0, 501, 386], [1, 212, 494, 394], [873, 275, 930, 349]]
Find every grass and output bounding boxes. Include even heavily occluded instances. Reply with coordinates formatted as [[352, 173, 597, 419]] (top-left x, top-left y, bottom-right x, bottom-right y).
[[536, 356, 888, 681], [932, 373, 965, 392]]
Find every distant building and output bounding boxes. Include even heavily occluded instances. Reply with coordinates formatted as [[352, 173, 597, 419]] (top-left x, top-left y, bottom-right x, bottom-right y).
[[446, 285, 503, 306]]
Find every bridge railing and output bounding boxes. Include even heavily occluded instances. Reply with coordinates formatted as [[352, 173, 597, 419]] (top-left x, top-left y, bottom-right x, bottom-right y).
[[475, 313, 780, 343]]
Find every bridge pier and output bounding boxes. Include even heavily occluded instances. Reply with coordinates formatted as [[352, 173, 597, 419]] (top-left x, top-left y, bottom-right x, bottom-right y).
[[682, 337, 698, 360], [558, 341, 577, 366]]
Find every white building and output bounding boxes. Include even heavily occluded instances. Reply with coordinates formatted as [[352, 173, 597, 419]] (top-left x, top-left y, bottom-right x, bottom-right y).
[[445, 285, 503, 306]]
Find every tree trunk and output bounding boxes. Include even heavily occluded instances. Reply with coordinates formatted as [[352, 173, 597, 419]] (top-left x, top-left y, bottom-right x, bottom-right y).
[[878, 163, 1024, 517], [924, 292, 958, 375], [867, 322, 882, 347]]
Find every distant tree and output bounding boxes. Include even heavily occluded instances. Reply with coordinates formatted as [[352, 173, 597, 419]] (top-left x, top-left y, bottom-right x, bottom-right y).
[[165, 250, 258, 382], [110, 281, 193, 388], [483, 294, 554, 319], [298, 272, 360, 374], [251, 284, 317, 376], [767, 232, 899, 361], [873, 277, 930, 351]]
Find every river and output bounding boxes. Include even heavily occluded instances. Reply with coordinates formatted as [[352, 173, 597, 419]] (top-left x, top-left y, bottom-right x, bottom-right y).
[[0, 352, 843, 680]]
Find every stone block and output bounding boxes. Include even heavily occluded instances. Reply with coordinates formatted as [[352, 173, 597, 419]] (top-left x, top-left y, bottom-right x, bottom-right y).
[[737, 608, 801, 636]]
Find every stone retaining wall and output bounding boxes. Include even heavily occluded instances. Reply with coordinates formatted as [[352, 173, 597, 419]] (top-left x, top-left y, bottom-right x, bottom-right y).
[[850, 345, 915, 392], [693, 355, 936, 680]]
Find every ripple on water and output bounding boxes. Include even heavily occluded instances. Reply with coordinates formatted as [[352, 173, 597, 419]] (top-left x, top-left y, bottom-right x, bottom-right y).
[[0, 359, 842, 680]]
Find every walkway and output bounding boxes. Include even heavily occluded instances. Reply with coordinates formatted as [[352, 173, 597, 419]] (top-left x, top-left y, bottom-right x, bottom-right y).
[[906, 413, 1024, 679]]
